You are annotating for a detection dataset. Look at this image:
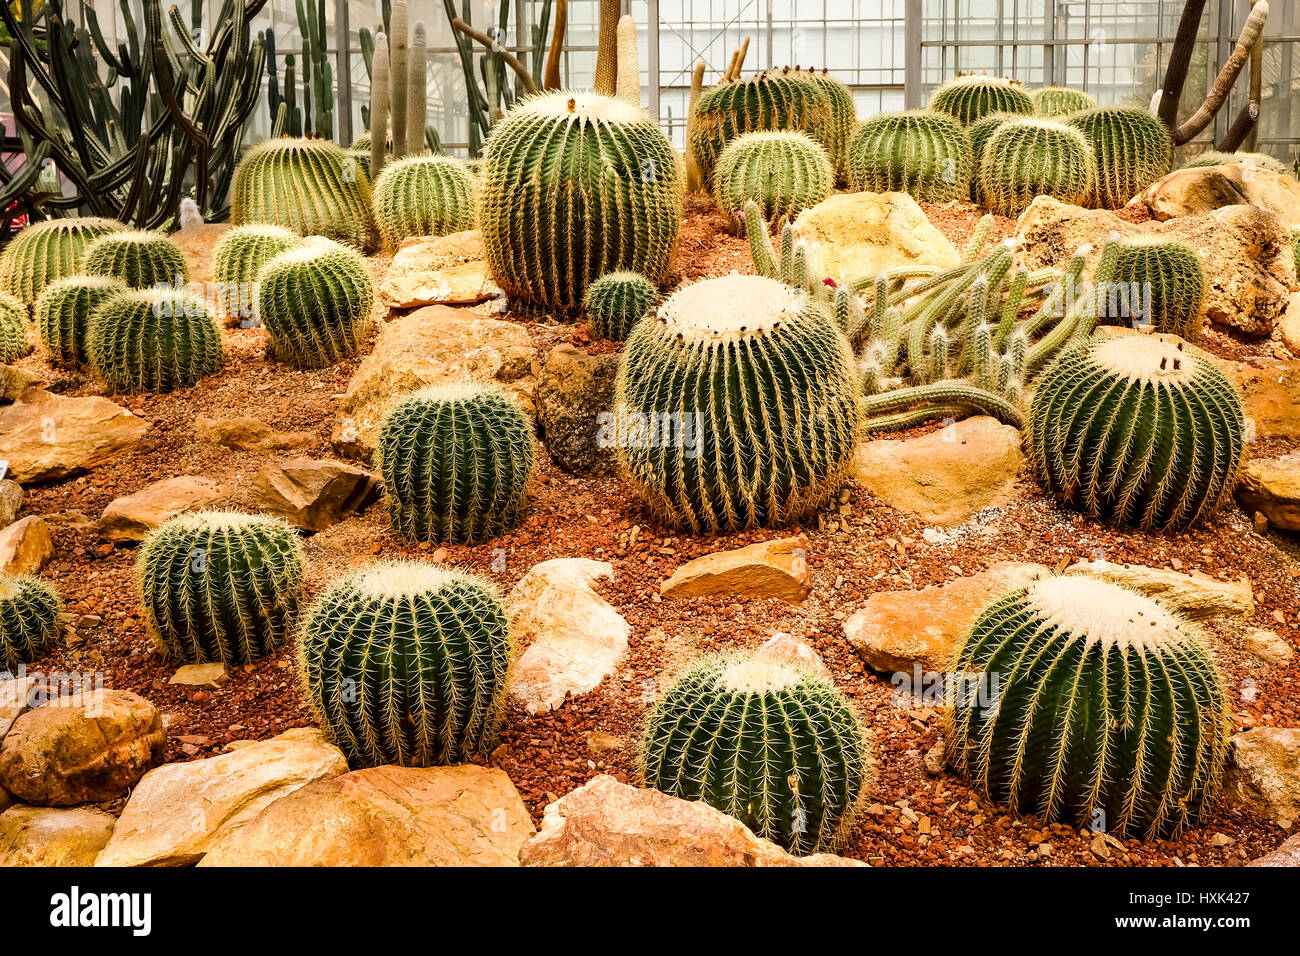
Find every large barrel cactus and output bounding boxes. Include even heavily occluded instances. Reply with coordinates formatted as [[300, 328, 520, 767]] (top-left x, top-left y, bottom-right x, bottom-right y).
[[1068, 106, 1172, 208], [978, 118, 1096, 216], [1101, 236, 1205, 337], [947, 574, 1230, 837], [257, 237, 375, 368], [136, 511, 306, 665], [1031, 85, 1097, 117], [803, 68, 857, 184], [479, 91, 683, 312], [86, 290, 224, 394], [0, 216, 125, 305], [212, 224, 302, 326], [0, 575, 62, 671], [0, 292, 30, 364], [231, 137, 379, 251], [641, 652, 871, 854], [615, 275, 861, 532], [929, 74, 1033, 125], [34, 275, 127, 366], [584, 271, 658, 341], [968, 112, 1013, 204], [713, 131, 834, 228], [298, 561, 512, 767], [82, 230, 190, 290], [1029, 333, 1244, 532], [847, 110, 973, 202], [372, 154, 476, 251], [377, 382, 534, 543]]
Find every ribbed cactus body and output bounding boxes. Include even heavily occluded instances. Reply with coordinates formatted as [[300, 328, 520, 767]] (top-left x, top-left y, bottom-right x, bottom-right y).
[[978, 118, 1096, 216], [0, 216, 126, 304], [377, 382, 534, 543], [0, 292, 29, 364], [615, 275, 860, 532], [968, 112, 1012, 203], [1031, 85, 1097, 117], [584, 271, 658, 340], [480, 91, 683, 312], [929, 74, 1033, 125], [136, 511, 306, 665], [212, 224, 303, 326], [298, 561, 512, 767], [848, 110, 973, 202], [1183, 150, 1289, 174], [1068, 106, 1172, 208], [231, 137, 379, 251], [82, 230, 189, 290], [86, 290, 224, 394], [641, 653, 870, 854], [372, 155, 476, 251], [713, 131, 833, 227], [947, 575, 1230, 837], [1100, 236, 1205, 337], [1029, 334, 1244, 532], [803, 69, 857, 185], [0, 575, 62, 671], [257, 237, 374, 368], [34, 275, 127, 365]]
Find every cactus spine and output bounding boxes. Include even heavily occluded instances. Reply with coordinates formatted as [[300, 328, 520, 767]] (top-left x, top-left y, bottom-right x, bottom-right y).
[[86, 290, 224, 394], [211, 224, 303, 326], [372, 155, 476, 251], [929, 74, 1033, 125], [82, 230, 189, 290], [35, 275, 127, 366], [713, 131, 833, 229], [1031, 85, 1097, 117], [0, 575, 62, 671], [1100, 236, 1205, 337], [0, 292, 30, 364], [847, 110, 973, 202], [978, 118, 1096, 216], [1068, 106, 1172, 208], [583, 271, 658, 341], [0, 217, 126, 305]]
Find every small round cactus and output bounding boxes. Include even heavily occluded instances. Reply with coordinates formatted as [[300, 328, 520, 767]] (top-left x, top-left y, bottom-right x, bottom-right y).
[[847, 110, 973, 202], [584, 271, 658, 341], [929, 74, 1034, 125], [1029, 333, 1244, 532], [377, 381, 534, 543], [0, 291, 30, 364], [34, 275, 128, 366], [81, 230, 190, 290], [1100, 235, 1205, 337], [372, 154, 476, 251], [713, 131, 834, 228], [1182, 150, 1289, 174], [298, 561, 512, 767], [1031, 85, 1097, 117], [0, 216, 126, 305], [0, 575, 62, 671], [978, 118, 1096, 216], [86, 290, 223, 394], [256, 237, 375, 368], [947, 574, 1230, 837], [211, 224, 302, 326], [1068, 105, 1172, 208], [641, 652, 871, 854], [136, 511, 305, 665]]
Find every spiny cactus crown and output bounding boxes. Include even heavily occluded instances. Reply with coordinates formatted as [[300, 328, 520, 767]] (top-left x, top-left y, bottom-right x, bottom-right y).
[[929, 74, 1034, 125], [584, 270, 659, 341], [81, 230, 190, 290], [34, 274, 127, 366], [978, 117, 1096, 216], [0, 574, 63, 671], [372, 154, 477, 251], [1030, 85, 1097, 117], [0, 216, 126, 304], [1067, 105, 1172, 208], [0, 291, 30, 364], [1100, 234, 1205, 337], [86, 289, 224, 394], [212, 223, 303, 325], [713, 130, 834, 229], [847, 109, 974, 202]]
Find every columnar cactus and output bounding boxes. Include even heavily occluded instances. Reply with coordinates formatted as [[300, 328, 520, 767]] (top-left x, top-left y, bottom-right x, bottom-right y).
[[81, 230, 190, 289], [847, 110, 973, 202], [929, 74, 1033, 125], [0, 292, 30, 364], [584, 271, 658, 340], [34, 275, 127, 365], [0, 575, 62, 671], [372, 155, 476, 251], [978, 118, 1096, 216], [211, 224, 303, 326], [256, 237, 375, 368], [230, 137, 379, 251], [136, 511, 306, 665], [1067, 105, 1172, 208], [377, 382, 534, 543], [1183, 150, 1289, 174], [1031, 85, 1097, 117], [713, 131, 834, 228], [86, 290, 224, 394], [615, 275, 861, 532], [479, 91, 683, 311], [947, 574, 1230, 837], [641, 653, 871, 854], [1029, 333, 1244, 532], [1100, 236, 1205, 337], [298, 561, 512, 767], [0, 216, 125, 304]]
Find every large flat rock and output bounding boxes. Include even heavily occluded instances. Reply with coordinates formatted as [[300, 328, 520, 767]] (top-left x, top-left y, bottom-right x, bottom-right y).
[[0, 390, 148, 483]]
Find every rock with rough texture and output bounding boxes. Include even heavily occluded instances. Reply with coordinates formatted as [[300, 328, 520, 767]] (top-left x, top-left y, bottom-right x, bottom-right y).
[[1244, 628, 1295, 666], [537, 345, 619, 477], [520, 775, 865, 867], [1251, 832, 1300, 866], [249, 457, 379, 532], [0, 690, 165, 807], [94, 728, 348, 867], [1220, 357, 1300, 441], [0, 479, 21, 527], [0, 365, 44, 404], [194, 415, 320, 453], [508, 559, 630, 715], [0, 674, 37, 742], [167, 663, 229, 688], [751, 632, 831, 679], [1142, 165, 1300, 230], [0, 389, 149, 483], [198, 764, 534, 867], [332, 305, 538, 460], [0, 806, 116, 866], [99, 476, 228, 543], [379, 231, 501, 308], [1065, 560, 1253, 621], [1225, 727, 1300, 830], [170, 222, 231, 285], [853, 416, 1022, 525], [0, 515, 52, 574], [660, 537, 811, 603], [1281, 291, 1300, 356], [843, 562, 1050, 673], [1237, 455, 1300, 532]]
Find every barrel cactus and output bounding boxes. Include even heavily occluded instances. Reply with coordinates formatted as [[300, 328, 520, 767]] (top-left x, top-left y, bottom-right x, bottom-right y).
[[82, 230, 190, 290], [211, 224, 302, 326], [804, 68, 857, 184], [641, 652, 871, 854], [1068, 105, 1172, 208], [1031, 85, 1097, 117], [1182, 150, 1288, 174], [86, 290, 224, 394], [298, 561, 512, 767], [0, 216, 125, 304], [713, 131, 834, 228], [947, 574, 1230, 837], [0, 292, 30, 364], [136, 511, 305, 665], [257, 237, 375, 368], [34, 275, 127, 365], [978, 118, 1096, 216], [929, 74, 1033, 125], [584, 271, 658, 340], [231, 137, 379, 251], [615, 274, 860, 533], [377, 382, 534, 543], [1029, 333, 1244, 532], [0, 575, 62, 671], [968, 112, 1013, 203], [372, 154, 477, 251], [847, 110, 973, 202], [1100, 236, 1205, 337]]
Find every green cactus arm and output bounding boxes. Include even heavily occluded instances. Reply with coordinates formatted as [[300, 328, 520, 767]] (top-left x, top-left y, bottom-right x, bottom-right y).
[[859, 380, 1024, 428]]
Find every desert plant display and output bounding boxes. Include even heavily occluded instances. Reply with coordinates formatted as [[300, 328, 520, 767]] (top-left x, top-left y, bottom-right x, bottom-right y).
[[0, 574, 63, 671], [713, 131, 834, 228], [583, 271, 659, 341], [978, 118, 1096, 215], [1067, 105, 1173, 208], [1030, 85, 1097, 117], [34, 275, 128, 366], [81, 230, 190, 290], [86, 290, 224, 394], [929, 74, 1034, 125], [0, 292, 31, 364], [371, 155, 477, 251], [1101, 236, 1206, 336], [211, 224, 303, 325], [848, 110, 973, 202], [0, 217, 126, 304]]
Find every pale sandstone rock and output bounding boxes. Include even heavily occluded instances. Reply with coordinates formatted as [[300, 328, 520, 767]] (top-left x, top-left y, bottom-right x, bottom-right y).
[[0, 389, 148, 483], [1243, 628, 1295, 666], [0, 479, 21, 527], [1237, 455, 1300, 532], [0, 806, 116, 866], [167, 662, 229, 689], [1142, 165, 1300, 230], [0, 515, 52, 574], [536, 345, 619, 477], [660, 536, 811, 603], [750, 632, 831, 679], [1225, 727, 1300, 830], [1250, 831, 1300, 866], [193, 415, 319, 453], [99, 476, 228, 543], [249, 457, 379, 531], [379, 231, 500, 308], [1221, 356, 1300, 441]]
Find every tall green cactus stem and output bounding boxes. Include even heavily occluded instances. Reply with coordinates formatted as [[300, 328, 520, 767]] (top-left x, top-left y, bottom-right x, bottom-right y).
[[1031, 85, 1097, 117], [847, 110, 973, 202], [298, 561, 512, 766], [35, 275, 127, 366], [803, 68, 857, 185], [407, 21, 428, 153], [0, 217, 126, 305], [479, 91, 683, 311], [929, 74, 1033, 125], [1101, 236, 1205, 337], [641, 652, 871, 854], [372, 155, 476, 251], [81, 230, 190, 290], [584, 271, 658, 341], [615, 275, 860, 532], [0, 292, 30, 364], [294, 0, 334, 139], [211, 224, 303, 326], [1068, 106, 1172, 208], [0, 575, 63, 671], [369, 31, 391, 179], [377, 382, 534, 543], [257, 238, 375, 369], [136, 511, 305, 665], [390, 0, 409, 156], [947, 575, 1230, 837], [979, 119, 1096, 216], [1030, 333, 1244, 532], [1183, 150, 1289, 174], [86, 290, 224, 394], [859, 380, 1024, 430], [231, 138, 379, 252], [713, 131, 833, 229]]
